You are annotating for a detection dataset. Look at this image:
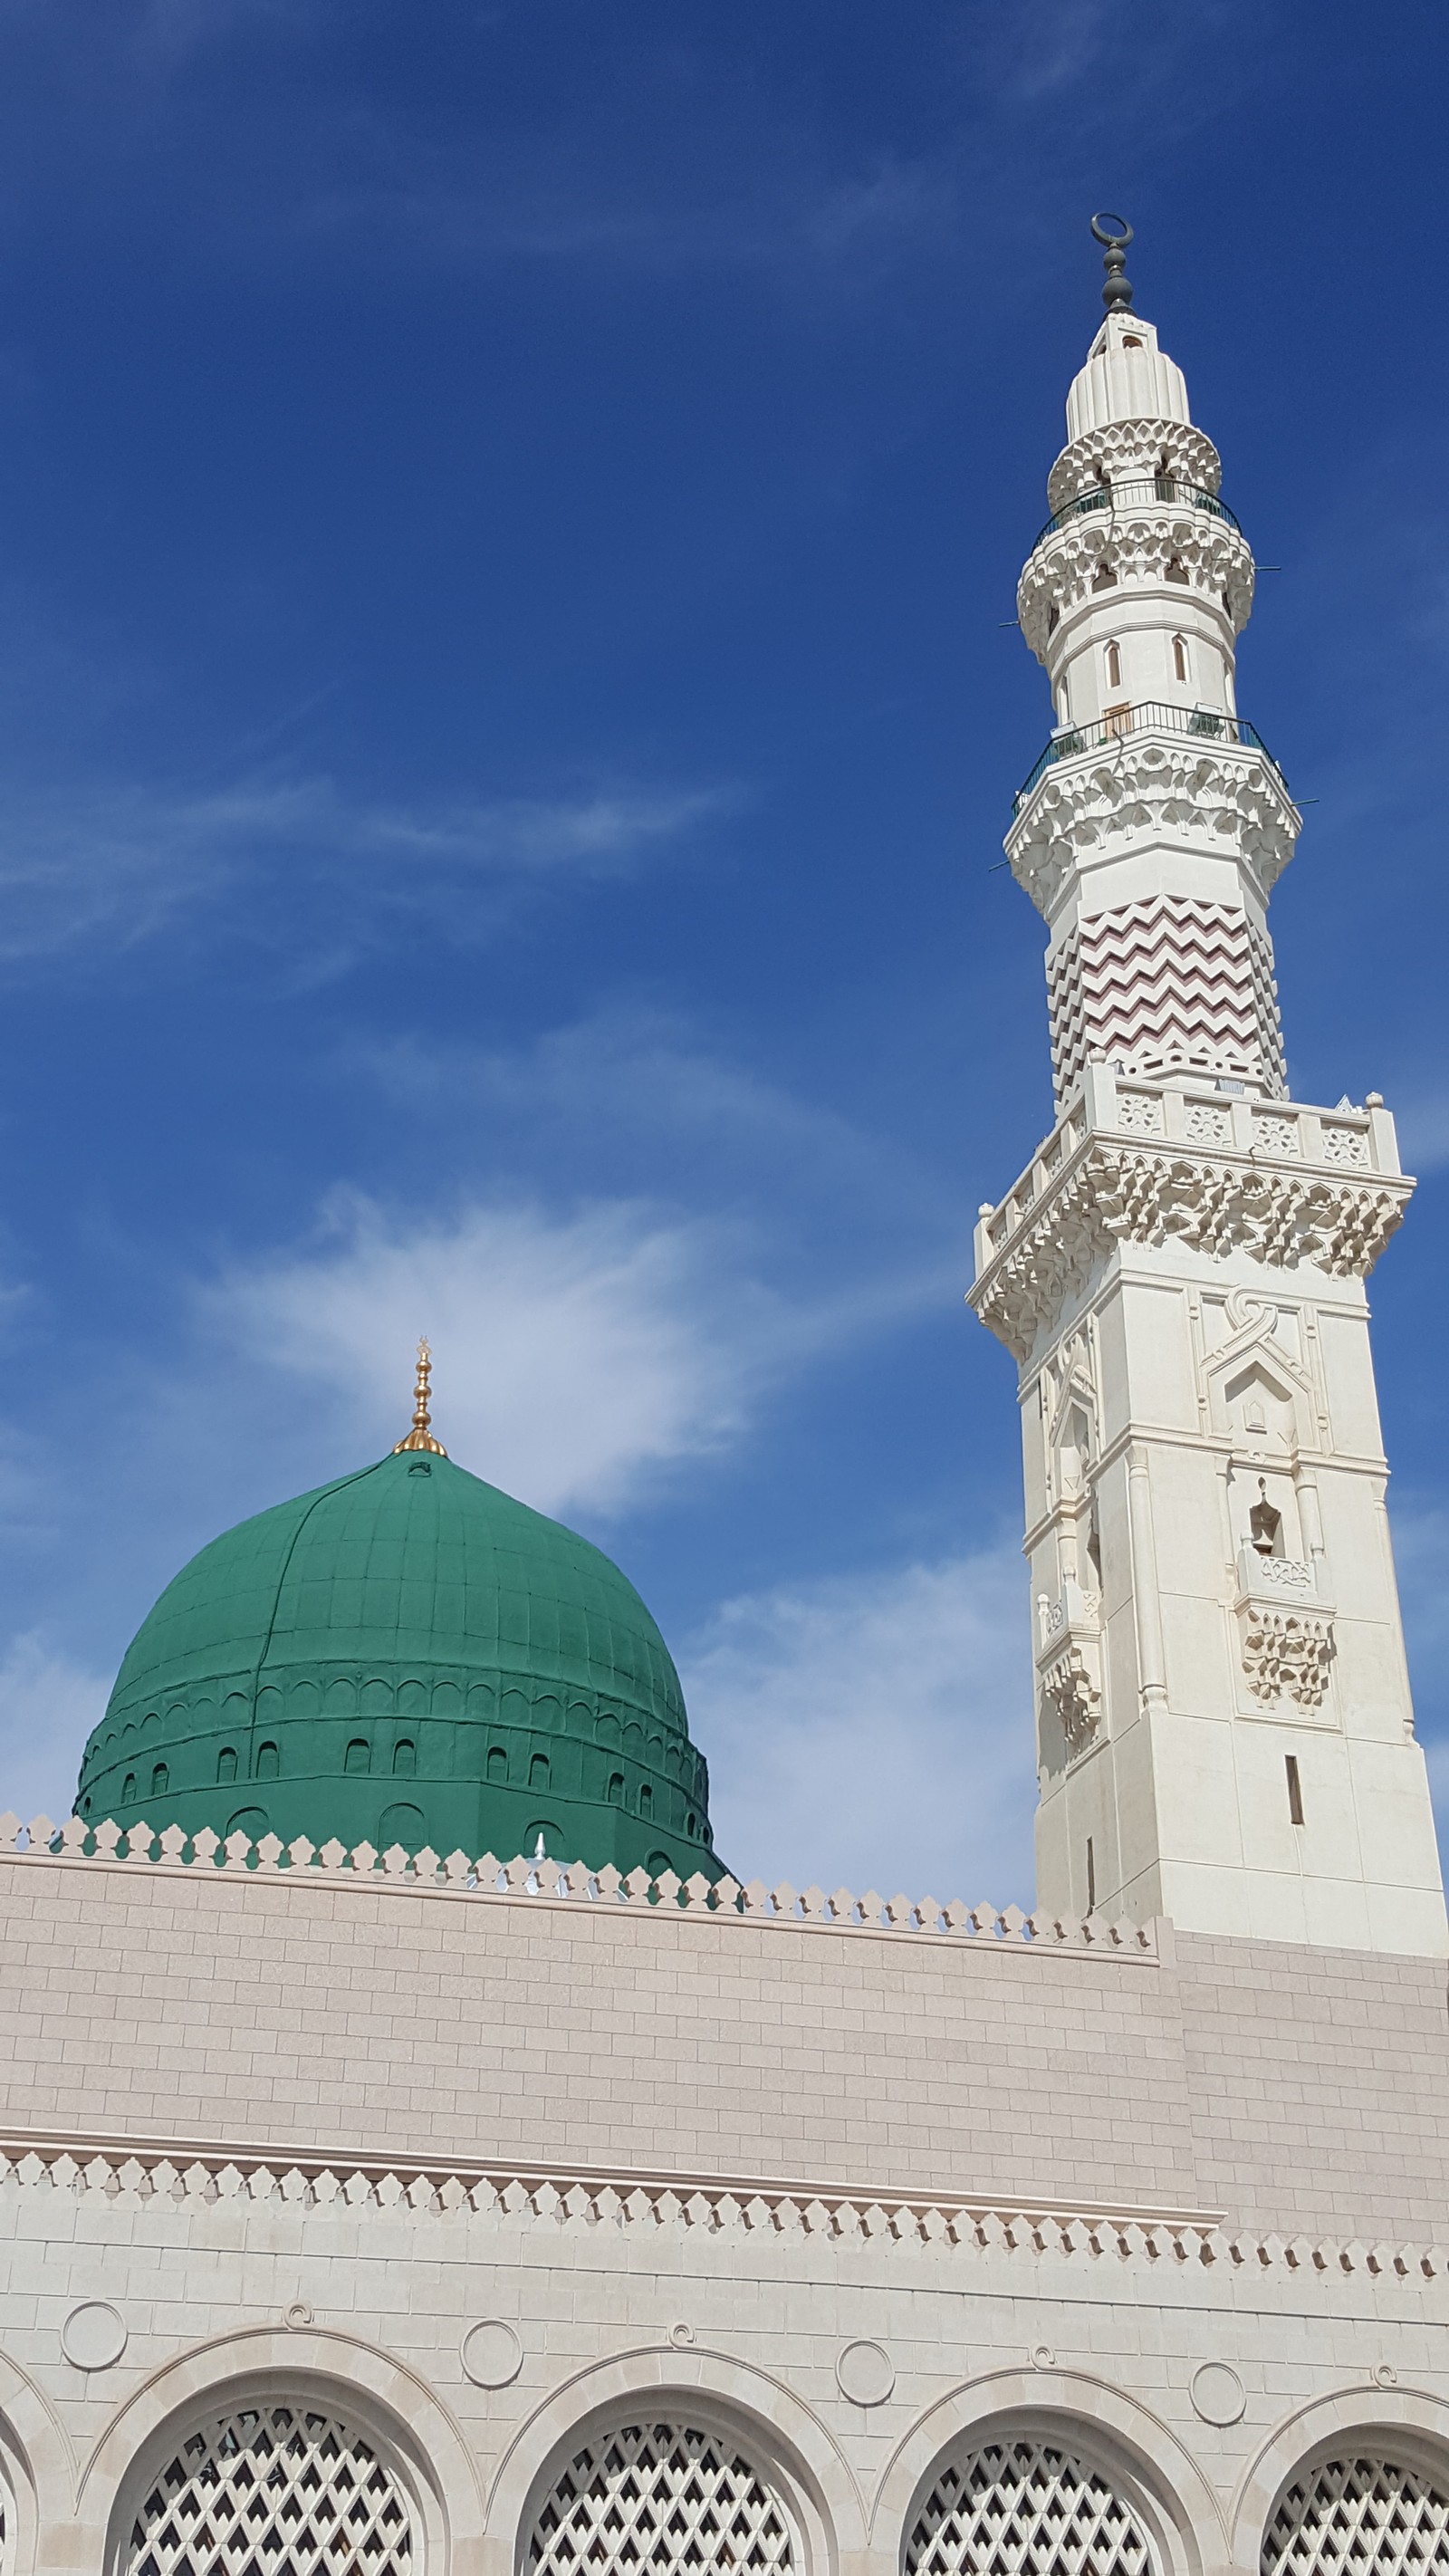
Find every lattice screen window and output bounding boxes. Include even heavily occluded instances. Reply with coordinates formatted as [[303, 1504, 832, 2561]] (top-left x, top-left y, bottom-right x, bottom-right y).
[[1262, 2456, 1449, 2576], [124, 2403, 414, 2576], [906, 2437, 1155, 2576], [526, 2419, 796, 2576]]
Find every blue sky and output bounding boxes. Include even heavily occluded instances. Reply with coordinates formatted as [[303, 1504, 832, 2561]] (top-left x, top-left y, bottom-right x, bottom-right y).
[[1, 0, 1447, 1899]]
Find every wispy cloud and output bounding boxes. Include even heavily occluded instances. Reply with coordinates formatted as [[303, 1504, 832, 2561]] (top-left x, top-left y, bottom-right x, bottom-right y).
[[0, 772, 723, 964], [685, 1545, 1034, 1901], [187, 1175, 945, 1524], [195, 1188, 790, 1516]]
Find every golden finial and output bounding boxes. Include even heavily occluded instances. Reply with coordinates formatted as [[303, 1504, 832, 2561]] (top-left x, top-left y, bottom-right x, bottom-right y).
[[393, 1337, 447, 1456]]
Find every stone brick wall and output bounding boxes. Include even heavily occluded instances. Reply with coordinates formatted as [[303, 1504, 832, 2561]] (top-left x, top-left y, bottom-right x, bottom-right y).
[[3, 1844, 1446, 2239]]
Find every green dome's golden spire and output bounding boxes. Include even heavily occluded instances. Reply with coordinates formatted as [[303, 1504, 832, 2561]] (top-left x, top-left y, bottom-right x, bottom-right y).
[[393, 1337, 447, 1456]]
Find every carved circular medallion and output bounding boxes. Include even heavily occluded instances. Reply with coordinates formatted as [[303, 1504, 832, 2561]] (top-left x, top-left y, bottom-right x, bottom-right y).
[[461, 2319, 523, 2389], [62, 2300, 127, 2371], [836, 2340, 895, 2406], [668, 2321, 696, 2349], [1030, 2342, 1056, 2370], [1190, 2361, 1245, 2426], [283, 2301, 312, 2329]]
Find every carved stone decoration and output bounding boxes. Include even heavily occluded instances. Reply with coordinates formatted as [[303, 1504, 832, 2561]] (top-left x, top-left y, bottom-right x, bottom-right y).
[[1047, 416, 1221, 512], [1040, 1644, 1101, 1754], [1007, 735, 1300, 922], [1046, 893, 1286, 1105], [1242, 1606, 1333, 1710], [972, 1138, 1411, 1364], [1019, 509, 1254, 656]]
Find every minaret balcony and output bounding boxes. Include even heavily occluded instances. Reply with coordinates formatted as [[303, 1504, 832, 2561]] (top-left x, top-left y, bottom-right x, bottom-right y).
[[1012, 699, 1282, 816], [1027, 476, 1241, 560]]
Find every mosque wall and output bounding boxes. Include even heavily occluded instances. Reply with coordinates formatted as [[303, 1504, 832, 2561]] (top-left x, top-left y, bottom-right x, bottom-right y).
[[1, 2062, 1449, 2572], [3, 1832, 1448, 2240], [5, 1835, 1449, 2571]]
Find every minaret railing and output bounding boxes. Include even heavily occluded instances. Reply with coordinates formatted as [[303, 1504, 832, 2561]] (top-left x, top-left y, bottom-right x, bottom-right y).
[[1012, 699, 1284, 813], [1027, 476, 1240, 557]]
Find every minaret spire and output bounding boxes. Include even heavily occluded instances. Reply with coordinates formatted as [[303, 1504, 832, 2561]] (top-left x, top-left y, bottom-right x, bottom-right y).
[[1091, 211, 1135, 312], [967, 235, 1445, 1960], [393, 1337, 447, 1456]]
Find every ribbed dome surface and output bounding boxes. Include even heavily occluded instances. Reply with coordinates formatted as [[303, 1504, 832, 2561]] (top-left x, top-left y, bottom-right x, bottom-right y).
[[77, 1449, 718, 1877]]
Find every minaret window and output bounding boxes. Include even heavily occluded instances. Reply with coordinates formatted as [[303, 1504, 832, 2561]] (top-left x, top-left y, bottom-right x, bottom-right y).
[[216, 1746, 236, 1784], [122, 1773, 136, 1802], [150, 1764, 168, 1799], [392, 1738, 416, 1776], [487, 1744, 507, 1780], [255, 1740, 279, 1779], [1285, 1755, 1305, 1826], [530, 1753, 550, 1788], [1166, 555, 1189, 583], [344, 1737, 370, 1775], [1105, 641, 1121, 690], [1173, 634, 1189, 682], [1091, 561, 1118, 591]]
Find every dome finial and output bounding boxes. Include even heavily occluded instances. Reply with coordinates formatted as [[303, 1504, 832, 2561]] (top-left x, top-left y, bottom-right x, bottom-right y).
[[393, 1337, 448, 1456], [1090, 211, 1134, 312]]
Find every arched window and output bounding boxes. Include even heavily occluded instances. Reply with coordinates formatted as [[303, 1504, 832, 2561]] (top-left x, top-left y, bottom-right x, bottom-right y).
[[216, 1747, 237, 1785], [639, 1783, 653, 1816], [487, 1745, 507, 1781], [1173, 635, 1189, 683], [608, 1772, 625, 1805], [1091, 562, 1118, 591], [1104, 640, 1121, 690], [255, 1741, 279, 1779], [1166, 556, 1189, 584], [393, 1739, 417, 1777], [150, 1764, 168, 1799], [526, 2419, 794, 2576], [530, 1753, 551, 1789], [344, 1738, 370, 1775], [122, 1773, 136, 1804], [907, 2436, 1155, 2576], [123, 2401, 414, 2576], [1262, 2455, 1449, 2573]]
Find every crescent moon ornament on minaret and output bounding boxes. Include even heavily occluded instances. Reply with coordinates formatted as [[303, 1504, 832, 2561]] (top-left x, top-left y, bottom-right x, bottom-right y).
[[1090, 210, 1135, 312]]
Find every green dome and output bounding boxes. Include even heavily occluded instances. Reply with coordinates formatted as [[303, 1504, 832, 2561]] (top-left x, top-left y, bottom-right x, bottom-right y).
[[77, 1448, 721, 1878]]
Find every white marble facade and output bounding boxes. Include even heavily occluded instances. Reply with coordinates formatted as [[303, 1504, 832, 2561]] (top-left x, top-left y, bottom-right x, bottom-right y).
[[971, 279, 1446, 1956]]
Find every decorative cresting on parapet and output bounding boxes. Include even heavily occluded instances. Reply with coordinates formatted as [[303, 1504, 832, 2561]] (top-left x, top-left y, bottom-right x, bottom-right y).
[[0, 1809, 1156, 1957], [1, 2137, 1446, 2292], [973, 1106, 1410, 1368]]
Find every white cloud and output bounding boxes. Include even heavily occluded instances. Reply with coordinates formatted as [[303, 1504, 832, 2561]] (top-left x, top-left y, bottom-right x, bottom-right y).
[[0, 1633, 110, 1828], [197, 1189, 801, 1519], [683, 1547, 1036, 1904], [0, 774, 721, 962]]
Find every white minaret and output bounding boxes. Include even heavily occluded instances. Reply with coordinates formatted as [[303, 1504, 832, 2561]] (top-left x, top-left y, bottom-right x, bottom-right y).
[[970, 218, 1446, 1957]]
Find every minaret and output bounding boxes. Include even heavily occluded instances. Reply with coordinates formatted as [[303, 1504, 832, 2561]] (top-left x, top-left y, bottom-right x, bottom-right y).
[[970, 218, 1446, 1957]]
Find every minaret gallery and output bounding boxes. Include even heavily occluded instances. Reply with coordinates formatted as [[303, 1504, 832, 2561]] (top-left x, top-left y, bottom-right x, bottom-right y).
[[969, 219, 1446, 1957]]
